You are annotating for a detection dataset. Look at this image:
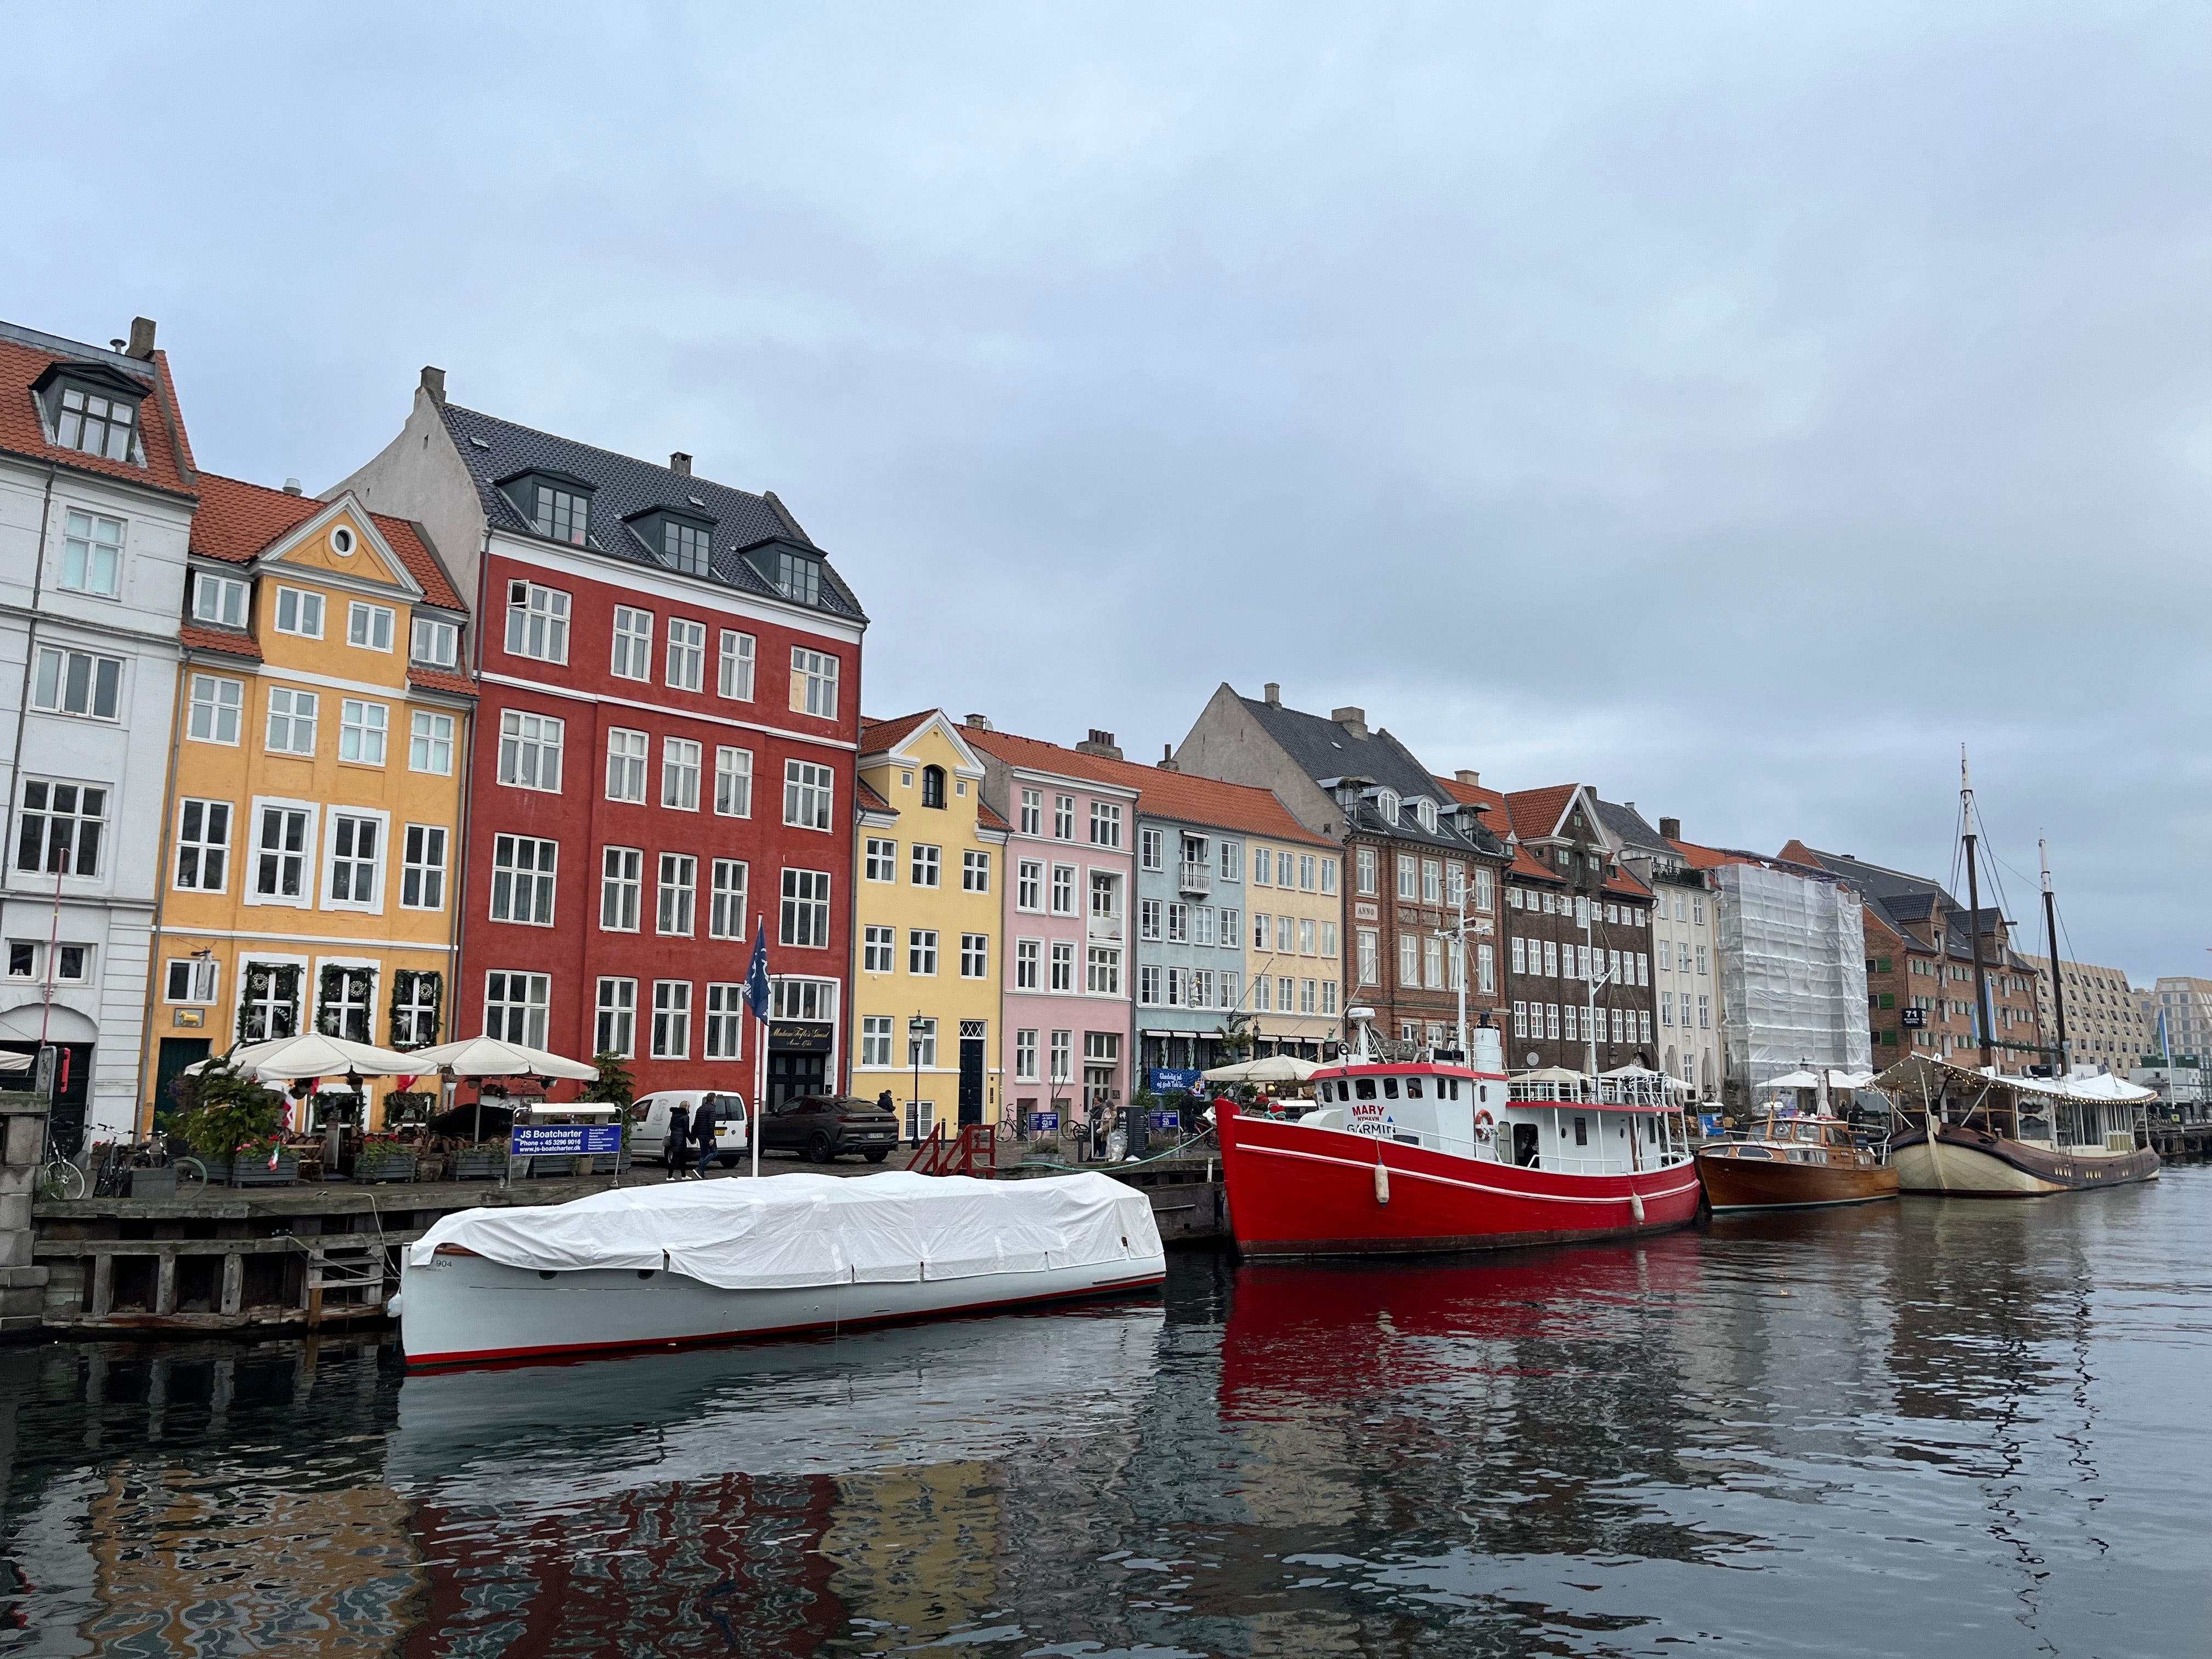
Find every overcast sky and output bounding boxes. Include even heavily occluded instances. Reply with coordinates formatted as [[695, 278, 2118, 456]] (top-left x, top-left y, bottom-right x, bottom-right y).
[[10, 4, 2207, 983]]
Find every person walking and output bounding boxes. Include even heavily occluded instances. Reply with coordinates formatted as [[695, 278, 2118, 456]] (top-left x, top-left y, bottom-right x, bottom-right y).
[[664, 1097, 690, 1178], [691, 1099, 720, 1179]]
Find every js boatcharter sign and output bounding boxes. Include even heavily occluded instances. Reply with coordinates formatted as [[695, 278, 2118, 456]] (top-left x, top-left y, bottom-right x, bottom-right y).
[[511, 1125, 622, 1156]]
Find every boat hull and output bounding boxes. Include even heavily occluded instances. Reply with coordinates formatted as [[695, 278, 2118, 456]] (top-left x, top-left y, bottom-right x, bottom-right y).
[[1696, 1149, 1898, 1212], [1891, 1123, 2160, 1197], [1216, 1111, 1702, 1257], [398, 1251, 1167, 1370]]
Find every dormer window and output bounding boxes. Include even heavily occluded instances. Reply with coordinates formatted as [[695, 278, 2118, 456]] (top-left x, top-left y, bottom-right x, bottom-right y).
[[533, 484, 589, 546], [1414, 798, 1439, 833], [37, 366, 147, 465], [1374, 788, 1400, 826], [778, 549, 821, 606], [663, 520, 710, 575]]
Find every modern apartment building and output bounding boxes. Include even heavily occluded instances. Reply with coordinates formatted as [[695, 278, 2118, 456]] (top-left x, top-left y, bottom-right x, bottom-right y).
[[2, 317, 197, 1149], [851, 711, 1007, 1139], [146, 475, 474, 1132], [2146, 976, 2212, 1063], [334, 369, 866, 1102], [2018, 954, 2150, 1073]]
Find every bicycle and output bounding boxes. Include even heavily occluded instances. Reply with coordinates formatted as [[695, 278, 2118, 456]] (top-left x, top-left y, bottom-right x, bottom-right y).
[[37, 1143, 85, 1201]]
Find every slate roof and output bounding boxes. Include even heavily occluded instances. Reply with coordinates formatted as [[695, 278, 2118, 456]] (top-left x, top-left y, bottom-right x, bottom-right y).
[[1594, 799, 1674, 859], [190, 473, 465, 612], [0, 320, 197, 495], [438, 402, 864, 621], [1235, 695, 1506, 856], [966, 726, 1333, 847]]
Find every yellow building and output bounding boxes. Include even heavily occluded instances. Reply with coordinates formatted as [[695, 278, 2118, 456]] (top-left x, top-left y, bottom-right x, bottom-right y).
[[851, 712, 1006, 1139], [144, 475, 474, 1132]]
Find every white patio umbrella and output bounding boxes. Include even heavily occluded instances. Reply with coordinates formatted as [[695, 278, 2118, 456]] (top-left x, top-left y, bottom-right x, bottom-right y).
[[404, 1034, 601, 1145], [208, 1032, 419, 1080], [0, 1052, 32, 1074], [1200, 1054, 1320, 1085]]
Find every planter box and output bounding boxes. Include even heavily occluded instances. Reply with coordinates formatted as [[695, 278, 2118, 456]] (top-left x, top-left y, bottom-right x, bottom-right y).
[[202, 1153, 298, 1186], [355, 1149, 417, 1184], [452, 1148, 505, 1181]]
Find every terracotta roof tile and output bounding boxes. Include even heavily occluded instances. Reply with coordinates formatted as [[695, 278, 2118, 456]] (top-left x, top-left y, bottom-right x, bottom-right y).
[[190, 473, 466, 612], [858, 711, 936, 755], [1668, 837, 1754, 870], [179, 624, 261, 660], [965, 727, 1335, 847], [405, 667, 475, 697], [855, 776, 894, 812], [1432, 774, 1514, 837], [976, 799, 1012, 832], [0, 329, 196, 496], [1502, 785, 1578, 842]]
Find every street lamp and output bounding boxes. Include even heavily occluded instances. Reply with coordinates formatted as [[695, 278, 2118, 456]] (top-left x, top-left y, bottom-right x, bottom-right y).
[[907, 1012, 928, 1145]]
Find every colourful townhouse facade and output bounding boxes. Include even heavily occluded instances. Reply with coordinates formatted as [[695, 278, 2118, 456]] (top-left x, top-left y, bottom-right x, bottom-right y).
[[149, 475, 475, 1130], [334, 368, 866, 1103], [961, 723, 1138, 1139], [851, 711, 1008, 1139]]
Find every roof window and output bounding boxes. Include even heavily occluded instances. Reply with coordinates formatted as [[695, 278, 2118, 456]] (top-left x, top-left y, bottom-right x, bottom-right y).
[[533, 483, 589, 546], [1414, 797, 1439, 833], [38, 366, 145, 465], [1374, 788, 1400, 826], [777, 549, 821, 606]]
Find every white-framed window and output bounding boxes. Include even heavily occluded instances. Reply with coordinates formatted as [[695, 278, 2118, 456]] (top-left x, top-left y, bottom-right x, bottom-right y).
[[909, 928, 939, 975], [236, 960, 304, 1042], [31, 647, 123, 722], [1087, 946, 1121, 996], [173, 799, 231, 892], [273, 586, 325, 639], [651, 981, 692, 1058], [486, 971, 551, 1046], [1251, 845, 1272, 887], [325, 811, 384, 908], [1165, 902, 1188, 944], [1050, 865, 1076, 916], [1018, 860, 1042, 910], [1355, 847, 1375, 896], [490, 834, 558, 926], [783, 758, 832, 829], [265, 686, 318, 756], [906, 1017, 938, 1069], [1357, 928, 1379, 986], [1090, 802, 1122, 849], [393, 969, 443, 1047], [1139, 899, 1161, 941], [347, 601, 396, 652], [1318, 921, 1337, 957], [1192, 906, 1217, 947], [1299, 917, 1317, 955], [790, 647, 839, 718], [595, 977, 637, 1058], [662, 737, 702, 810], [498, 709, 563, 792], [409, 710, 454, 775], [1276, 914, 1294, 953], [911, 844, 941, 887], [1424, 935, 1444, 989], [1544, 940, 1559, 977], [186, 674, 242, 745], [1478, 943, 1496, 995], [780, 867, 831, 946], [1014, 1028, 1039, 1081], [1049, 1030, 1073, 1084], [410, 616, 459, 667], [1219, 840, 1243, 882], [504, 581, 570, 662], [1421, 859, 1442, 904], [709, 859, 747, 940], [961, 933, 989, 979], [1320, 856, 1338, 896], [1139, 827, 1163, 871], [1015, 938, 1041, 990], [1277, 974, 1296, 1012], [1297, 854, 1316, 892], [658, 853, 697, 936], [338, 699, 388, 765], [1139, 963, 1161, 1005], [249, 802, 313, 902], [191, 571, 249, 629], [400, 824, 447, 910], [1399, 934, 1420, 986], [718, 630, 755, 700], [1019, 789, 1042, 836], [665, 617, 706, 691], [1054, 795, 1075, 840], [1278, 850, 1296, 887], [318, 967, 375, 1048], [865, 838, 898, 882], [864, 924, 896, 973], [58, 511, 125, 597], [714, 747, 753, 817], [861, 1015, 895, 1067], [600, 846, 642, 932], [1049, 940, 1075, 992], [606, 727, 648, 802], [1512, 935, 1527, 974], [611, 606, 653, 680], [1513, 1000, 1528, 1037], [165, 956, 220, 1005], [962, 850, 991, 893]]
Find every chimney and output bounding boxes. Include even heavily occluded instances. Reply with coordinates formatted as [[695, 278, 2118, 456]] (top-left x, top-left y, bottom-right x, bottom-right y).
[[282, 478, 303, 496], [1262, 682, 1281, 707], [126, 318, 157, 360], [963, 713, 992, 732], [1455, 768, 1481, 789], [1075, 729, 1122, 761], [420, 365, 447, 407], [1331, 706, 1368, 740], [1659, 816, 1681, 841], [670, 452, 692, 476], [1158, 743, 1180, 772]]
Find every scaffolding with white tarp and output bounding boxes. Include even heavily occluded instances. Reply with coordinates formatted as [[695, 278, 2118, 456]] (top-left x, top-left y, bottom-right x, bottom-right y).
[[1713, 862, 1870, 1107]]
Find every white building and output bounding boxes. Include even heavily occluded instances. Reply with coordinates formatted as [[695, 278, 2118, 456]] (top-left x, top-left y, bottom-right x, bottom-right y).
[[1595, 803, 1723, 1102], [2147, 976, 2212, 1063], [2019, 954, 2150, 1074], [1, 318, 196, 1148]]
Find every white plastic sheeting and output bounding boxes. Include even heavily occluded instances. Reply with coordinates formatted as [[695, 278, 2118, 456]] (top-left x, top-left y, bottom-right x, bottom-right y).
[[407, 1170, 1160, 1290], [1713, 863, 1871, 1099]]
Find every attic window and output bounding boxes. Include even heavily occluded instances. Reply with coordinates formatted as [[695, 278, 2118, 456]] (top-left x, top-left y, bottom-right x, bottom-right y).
[[1374, 789, 1400, 826], [532, 484, 589, 546], [53, 382, 142, 464], [1415, 798, 1439, 833], [777, 550, 821, 606], [663, 520, 710, 576]]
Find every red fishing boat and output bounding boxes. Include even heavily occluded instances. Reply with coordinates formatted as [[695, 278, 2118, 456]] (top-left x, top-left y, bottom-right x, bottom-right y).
[[1215, 1012, 1703, 1257]]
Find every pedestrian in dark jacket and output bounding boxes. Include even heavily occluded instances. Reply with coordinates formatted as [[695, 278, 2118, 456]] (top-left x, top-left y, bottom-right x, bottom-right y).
[[664, 1097, 690, 1177], [691, 1099, 719, 1178]]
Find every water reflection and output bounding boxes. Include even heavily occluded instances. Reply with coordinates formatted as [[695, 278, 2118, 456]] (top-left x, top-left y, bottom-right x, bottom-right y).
[[4, 1173, 2207, 1656]]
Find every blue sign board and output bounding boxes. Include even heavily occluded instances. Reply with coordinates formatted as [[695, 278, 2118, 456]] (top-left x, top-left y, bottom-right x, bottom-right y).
[[1698, 1114, 1723, 1138], [1029, 1111, 1062, 1133], [511, 1124, 622, 1156], [1149, 1068, 1201, 1094], [1148, 1110, 1181, 1131]]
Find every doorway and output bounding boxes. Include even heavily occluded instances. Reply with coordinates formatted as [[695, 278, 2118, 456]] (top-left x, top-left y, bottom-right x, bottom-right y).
[[1513, 1121, 1540, 1168], [154, 1037, 212, 1131], [958, 1023, 985, 1126], [768, 1051, 827, 1107]]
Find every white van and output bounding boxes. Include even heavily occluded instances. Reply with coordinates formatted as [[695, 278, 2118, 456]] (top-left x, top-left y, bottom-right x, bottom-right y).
[[630, 1091, 751, 1168]]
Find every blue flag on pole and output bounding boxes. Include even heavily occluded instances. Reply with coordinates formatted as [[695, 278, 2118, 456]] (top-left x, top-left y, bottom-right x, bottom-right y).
[[745, 922, 772, 1019]]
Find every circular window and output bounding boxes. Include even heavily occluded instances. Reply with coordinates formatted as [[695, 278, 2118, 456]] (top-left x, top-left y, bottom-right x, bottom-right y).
[[330, 526, 356, 556]]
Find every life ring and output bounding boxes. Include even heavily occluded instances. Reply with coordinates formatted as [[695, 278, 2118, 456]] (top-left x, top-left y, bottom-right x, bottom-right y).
[[1472, 1108, 1495, 1138]]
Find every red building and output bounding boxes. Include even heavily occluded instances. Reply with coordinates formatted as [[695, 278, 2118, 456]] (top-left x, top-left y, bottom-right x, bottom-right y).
[[338, 370, 866, 1099]]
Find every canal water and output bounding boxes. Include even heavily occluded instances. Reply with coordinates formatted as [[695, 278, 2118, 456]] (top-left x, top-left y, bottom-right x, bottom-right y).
[[3, 1170, 2206, 1657]]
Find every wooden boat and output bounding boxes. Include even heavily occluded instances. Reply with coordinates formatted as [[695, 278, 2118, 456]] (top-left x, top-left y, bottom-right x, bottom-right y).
[[1696, 1108, 1898, 1212], [1881, 1053, 2160, 1195]]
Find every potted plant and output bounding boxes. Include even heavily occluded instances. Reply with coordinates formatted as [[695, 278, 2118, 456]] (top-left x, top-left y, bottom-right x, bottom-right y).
[[354, 1138, 418, 1183], [173, 1053, 288, 1186], [233, 1139, 300, 1186]]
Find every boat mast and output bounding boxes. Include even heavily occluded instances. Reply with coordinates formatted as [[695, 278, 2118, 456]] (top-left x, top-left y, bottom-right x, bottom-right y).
[[2040, 838, 2069, 1077], [1961, 749, 1995, 1071]]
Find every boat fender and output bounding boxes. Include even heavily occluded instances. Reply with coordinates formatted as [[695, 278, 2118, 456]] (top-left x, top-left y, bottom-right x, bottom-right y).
[[1373, 1160, 1390, 1205], [1630, 1191, 1645, 1224]]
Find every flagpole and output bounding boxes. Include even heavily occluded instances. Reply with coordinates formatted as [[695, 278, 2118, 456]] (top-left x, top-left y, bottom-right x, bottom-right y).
[[751, 912, 767, 1181]]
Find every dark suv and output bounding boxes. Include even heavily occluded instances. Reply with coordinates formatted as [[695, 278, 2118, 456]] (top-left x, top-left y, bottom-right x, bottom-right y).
[[760, 1094, 901, 1163]]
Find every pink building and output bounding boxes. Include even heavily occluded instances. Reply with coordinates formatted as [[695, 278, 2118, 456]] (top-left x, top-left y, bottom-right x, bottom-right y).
[[963, 721, 1138, 1141]]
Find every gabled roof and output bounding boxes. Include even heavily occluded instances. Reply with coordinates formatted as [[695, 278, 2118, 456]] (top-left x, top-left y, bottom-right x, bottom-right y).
[[1233, 693, 1505, 855], [966, 725, 1332, 846], [438, 402, 864, 620], [1593, 799, 1674, 860], [190, 473, 465, 612], [0, 321, 197, 495], [859, 711, 938, 755], [1504, 785, 1581, 843]]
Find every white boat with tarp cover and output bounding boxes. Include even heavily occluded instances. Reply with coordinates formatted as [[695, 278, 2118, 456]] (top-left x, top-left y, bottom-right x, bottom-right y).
[[397, 1170, 1166, 1368]]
